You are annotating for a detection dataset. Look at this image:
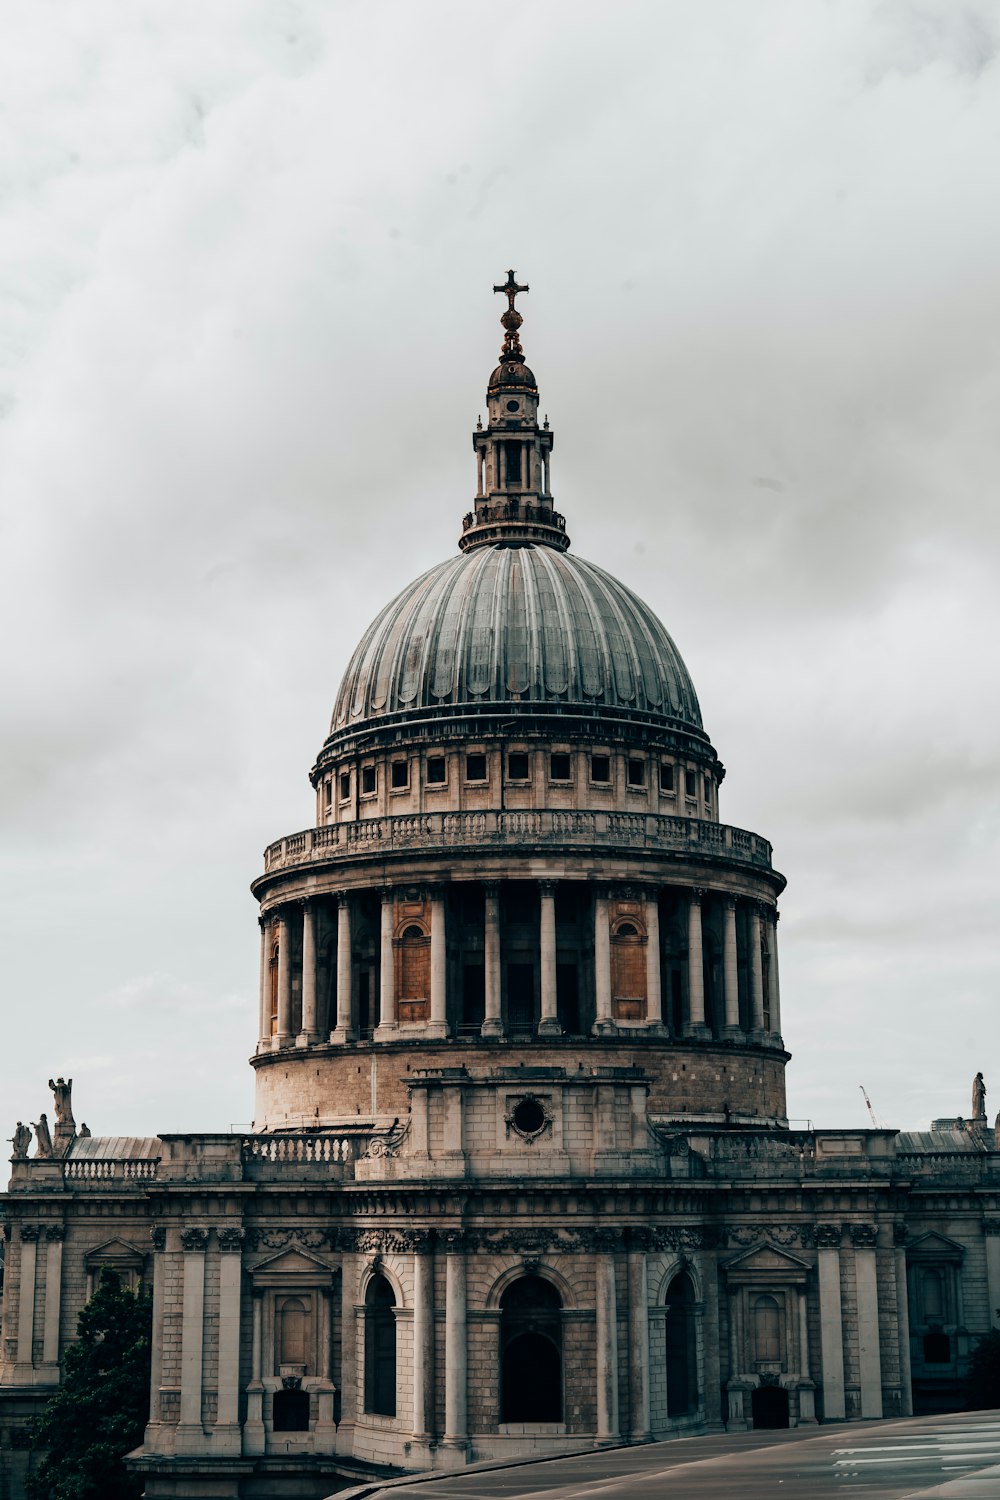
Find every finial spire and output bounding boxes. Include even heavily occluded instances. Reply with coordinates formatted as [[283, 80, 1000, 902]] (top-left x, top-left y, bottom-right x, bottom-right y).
[[493, 268, 529, 362]]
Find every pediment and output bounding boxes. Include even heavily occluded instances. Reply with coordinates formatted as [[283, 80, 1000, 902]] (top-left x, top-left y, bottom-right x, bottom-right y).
[[723, 1242, 811, 1283], [85, 1237, 145, 1268], [907, 1231, 965, 1262], [251, 1245, 335, 1279]]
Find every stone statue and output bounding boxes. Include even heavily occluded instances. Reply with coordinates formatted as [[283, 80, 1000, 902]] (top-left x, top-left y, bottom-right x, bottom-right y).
[[48, 1077, 74, 1126], [32, 1114, 53, 1158], [9, 1122, 31, 1158], [78, 1122, 90, 1138], [973, 1072, 987, 1119]]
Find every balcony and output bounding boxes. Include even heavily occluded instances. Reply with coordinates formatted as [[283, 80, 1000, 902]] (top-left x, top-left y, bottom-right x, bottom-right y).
[[261, 810, 775, 877]]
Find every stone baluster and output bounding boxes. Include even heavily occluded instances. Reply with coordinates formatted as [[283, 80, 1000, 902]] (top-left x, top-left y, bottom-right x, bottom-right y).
[[644, 892, 663, 1031], [275, 909, 292, 1048], [686, 889, 708, 1036], [375, 889, 397, 1039], [443, 1234, 467, 1450], [748, 903, 765, 1037], [215, 1228, 243, 1449], [177, 1227, 209, 1449], [722, 896, 740, 1036], [538, 881, 561, 1036], [257, 915, 270, 1050], [482, 882, 504, 1038], [298, 900, 318, 1046], [815, 1225, 846, 1420], [593, 888, 613, 1034], [330, 893, 356, 1043], [428, 888, 448, 1039]]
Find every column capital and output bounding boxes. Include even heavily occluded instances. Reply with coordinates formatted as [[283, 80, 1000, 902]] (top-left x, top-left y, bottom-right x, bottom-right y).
[[482, 879, 501, 898], [690, 885, 705, 905], [336, 889, 350, 910], [380, 886, 394, 905], [297, 896, 313, 913], [218, 1227, 245, 1254], [538, 879, 557, 899], [850, 1223, 878, 1249], [723, 894, 737, 911], [814, 1224, 842, 1250], [151, 1225, 167, 1252], [626, 1225, 653, 1253], [44, 1225, 65, 1242], [19, 1224, 41, 1242], [893, 1223, 910, 1246], [441, 1228, 467, 1253], [180, 1226, 209, 1253], [258, 912, 267, 930]]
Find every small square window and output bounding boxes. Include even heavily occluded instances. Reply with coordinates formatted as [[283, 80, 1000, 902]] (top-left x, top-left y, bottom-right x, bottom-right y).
[[361, 766, 376, 796], [627, 758, 646, 787], [550, 752, 572, 782], [507, 751, 530, 781], [391, 760, 409, 790], [684, 769, 696, 799], [427, 756, 446, 785], [339, 772, 351, 801], [659, 763, 674, 793], [466, 753, 487, 783], [591, 754, 611, 784]]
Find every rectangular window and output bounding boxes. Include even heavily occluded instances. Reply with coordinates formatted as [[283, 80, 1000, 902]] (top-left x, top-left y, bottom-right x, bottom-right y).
[[339, 772, 351, 801], [684, 769, 697, 799], [361, 765, 376, 796], [427, 756, 446, 785], [507, 751, 530, 781], [659, 762, 674, 793], [591, 754, 611, 784], [550, 752, 572, 782], [390, 759, 409, 790], [504, 441, 522, 487], [703, 775, 712, 805], [627, 757, 646, 787], [325, 778, 333, 807], [466, 752, 487, 783]]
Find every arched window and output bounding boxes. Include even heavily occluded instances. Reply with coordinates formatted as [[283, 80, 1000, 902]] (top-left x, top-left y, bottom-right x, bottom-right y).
[[269, 939, 280, 1035], [500, 1275, 563, 1423], [365, 1274, 397, 1416], [277, 1295, 309, 1369], [611, 919, 646, 1021], [397, 924, 430, 1024], [753, 1294, 781, 1364], [665, 1272, 699, 1417], [273, 1386, 310, 1432]]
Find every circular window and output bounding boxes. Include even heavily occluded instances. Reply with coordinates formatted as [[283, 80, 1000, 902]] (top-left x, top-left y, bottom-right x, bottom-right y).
[[506, 399, 520, 412], [512, 1097, 546, 1135]]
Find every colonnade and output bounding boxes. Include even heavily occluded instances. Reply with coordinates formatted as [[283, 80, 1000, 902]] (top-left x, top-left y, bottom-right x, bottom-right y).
[[258, 881, 782, 1050]]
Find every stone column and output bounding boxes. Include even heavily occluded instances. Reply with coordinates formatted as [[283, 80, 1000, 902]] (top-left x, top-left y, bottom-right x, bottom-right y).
[[769, 910, 783, 1038], [412, 1234, 435, 1443], [816, 1225, 846, 1420], [177, 1227, 208, 1449], [482, 882, 504, 1038], [257, 915, 270, 1050], [297, 901, 318, 1046], [644, 892, 663, 1030], [595, 1244, 620, 1443], [748, 904, 765, 1037], [538, 881, 561, 1036], [146, 1228, 166, 1442], [275, 909, 293, 1048], [41, 1227, 64, 1370], [895, 1225, 913, 1417], [443, 1236, 467, 1451], [852, 1225, 883, 1418], [215, 1228, 243, 1450], [797, 1287, 817, 1422], [627, 1232, 651, 1440], [16, 1225, 39, 1370], [686, 889, 708, 1036], [330, 893, 356, 1043], [723, 897, 740, 1036], [244, 1291, 265, 1455], [593, 888, 614, 1034], [375, 889, 397, 1038], [428, 887, 448, 1039]]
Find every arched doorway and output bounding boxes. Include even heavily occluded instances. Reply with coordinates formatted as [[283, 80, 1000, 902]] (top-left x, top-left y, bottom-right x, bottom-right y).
[[665, 1271, 699, 1416], [364, 1273, 396, 1417], [500, 1275, 563, 1422], [752, 1383, 789, 1429]]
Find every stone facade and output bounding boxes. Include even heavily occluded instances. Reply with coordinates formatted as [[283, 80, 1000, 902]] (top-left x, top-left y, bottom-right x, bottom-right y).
[[2, 283, 998, 1499]]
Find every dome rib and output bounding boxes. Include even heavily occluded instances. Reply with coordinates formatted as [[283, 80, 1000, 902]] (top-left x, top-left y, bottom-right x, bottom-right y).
[[326, 544, 704, 747]]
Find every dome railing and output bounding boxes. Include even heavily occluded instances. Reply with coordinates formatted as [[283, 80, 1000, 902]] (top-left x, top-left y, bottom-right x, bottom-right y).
[[262, 809, 773, 874]]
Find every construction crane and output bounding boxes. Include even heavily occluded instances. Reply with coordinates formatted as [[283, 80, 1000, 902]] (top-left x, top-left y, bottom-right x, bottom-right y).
[[859, 1084, 885, 1130]]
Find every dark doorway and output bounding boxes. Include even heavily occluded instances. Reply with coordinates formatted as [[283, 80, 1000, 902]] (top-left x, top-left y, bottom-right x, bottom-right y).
[[665, 1271, 699, 1416], [500, 1276, 563, 1422], [357, 968, 372, 1035], [752, 1383, 790, 1429], [273, 1387, 310, 1432], [364, 1274, 396, 1416], [507, 962, 535, 1035], [463, 963, 485, 1029], [556, 963, 579, 1034]]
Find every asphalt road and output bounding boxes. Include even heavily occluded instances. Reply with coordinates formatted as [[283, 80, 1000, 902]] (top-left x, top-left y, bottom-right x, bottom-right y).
[[346, 1411, 1000, 1500]]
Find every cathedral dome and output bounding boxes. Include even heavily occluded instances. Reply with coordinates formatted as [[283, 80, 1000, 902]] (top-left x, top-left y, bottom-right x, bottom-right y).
[[323, 543, 703, 752]]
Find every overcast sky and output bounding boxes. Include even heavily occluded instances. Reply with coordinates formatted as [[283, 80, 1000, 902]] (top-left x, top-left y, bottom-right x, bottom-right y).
[[2, 0, 998, 1143]]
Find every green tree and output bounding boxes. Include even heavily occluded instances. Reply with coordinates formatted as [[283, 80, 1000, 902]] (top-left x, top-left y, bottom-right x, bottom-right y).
[[28, 1269, 152, 1500], [966, 1327, 1000, 1410]]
